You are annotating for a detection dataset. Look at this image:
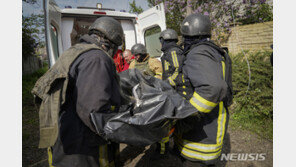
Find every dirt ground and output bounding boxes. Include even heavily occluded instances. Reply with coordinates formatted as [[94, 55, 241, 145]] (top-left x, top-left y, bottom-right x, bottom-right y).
[[118, 126, 273, 167], [23, 124, 272, 167]]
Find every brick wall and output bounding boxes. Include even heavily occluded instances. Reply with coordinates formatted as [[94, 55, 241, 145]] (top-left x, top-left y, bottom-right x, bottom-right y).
[[223, 21, 273, 55]]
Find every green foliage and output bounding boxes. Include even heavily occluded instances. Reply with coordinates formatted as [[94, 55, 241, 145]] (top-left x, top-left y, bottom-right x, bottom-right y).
[[22, 66, 48, 105], [239, 3, 273, 25], [144, 26, 161, 37], [22, 0, 37, 4], [129, 0, 144, 14], [22, 14, 45, 59], [229, 51, 273, 140], [165, 7, 184, 35]]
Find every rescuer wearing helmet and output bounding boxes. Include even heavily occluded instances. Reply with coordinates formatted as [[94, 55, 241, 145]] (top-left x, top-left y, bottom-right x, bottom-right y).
[[32, 17, 124, 167], [174, 13, 233, 167], [129, 43, 163, 79], [152, 29, 184, 156], [159, 28, 184, 87]]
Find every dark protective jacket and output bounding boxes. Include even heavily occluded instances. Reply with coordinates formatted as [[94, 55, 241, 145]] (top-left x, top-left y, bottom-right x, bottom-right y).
[[174, 40, 232, 165], [32, 35, 121, 166], [160, 42, 184, 86]]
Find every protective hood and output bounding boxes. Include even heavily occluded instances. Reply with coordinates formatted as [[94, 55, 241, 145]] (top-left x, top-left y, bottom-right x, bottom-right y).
[[79, 34, 100, 46], [161, 40, 179, 52], [183, 37, 209, 54], [79, 34, 117, 57]]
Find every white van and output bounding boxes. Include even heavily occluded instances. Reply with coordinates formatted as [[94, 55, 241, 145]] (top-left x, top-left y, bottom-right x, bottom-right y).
[[44, 0, 166, 67]]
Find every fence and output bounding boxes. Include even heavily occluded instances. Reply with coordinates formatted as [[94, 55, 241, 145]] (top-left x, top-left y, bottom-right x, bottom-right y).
[[222, 21, 273, 55], [22, 56, 42, 75]]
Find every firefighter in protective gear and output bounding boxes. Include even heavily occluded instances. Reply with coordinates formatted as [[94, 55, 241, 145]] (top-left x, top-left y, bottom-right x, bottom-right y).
[[174, 13, 233, 166], [32, 17, 124, 167], [154, 29, 184, 156], [129, 43, 163, 79], [160, 29, 184, 87]]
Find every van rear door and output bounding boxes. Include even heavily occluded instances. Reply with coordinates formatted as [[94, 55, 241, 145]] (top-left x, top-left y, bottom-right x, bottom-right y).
[[44, 0, 63, 67], [136, 3, 166, 58]]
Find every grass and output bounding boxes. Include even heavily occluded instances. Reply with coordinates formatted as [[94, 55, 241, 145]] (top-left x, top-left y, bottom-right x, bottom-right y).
[[21, 51, 273, 166], [228, 51, 273, 141], [22, 66, 48, 166]]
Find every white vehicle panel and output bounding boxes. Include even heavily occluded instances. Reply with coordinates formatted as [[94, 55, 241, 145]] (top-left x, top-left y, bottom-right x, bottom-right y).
[[44, 0, 63, 67], [137, 3, 166, 44], [61, 8, 137, 18], [44, 0, 167, 65], [61, 18, 74, 52], [120, 20, 136, 50]]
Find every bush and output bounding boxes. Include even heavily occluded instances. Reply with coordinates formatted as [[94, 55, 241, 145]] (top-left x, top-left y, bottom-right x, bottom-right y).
[[22, 66, 48, 106], [229, 51, 273, 140]]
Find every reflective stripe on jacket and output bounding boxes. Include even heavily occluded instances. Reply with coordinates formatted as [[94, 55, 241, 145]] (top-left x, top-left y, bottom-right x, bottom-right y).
[[161, 44, 184, 86], [175, 41, 230, 164]]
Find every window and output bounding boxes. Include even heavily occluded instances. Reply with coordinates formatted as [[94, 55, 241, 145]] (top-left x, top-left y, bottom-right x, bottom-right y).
[[70, 17, 130, 51], [144, 26, 162, 58], [50, 24, 59, 60]]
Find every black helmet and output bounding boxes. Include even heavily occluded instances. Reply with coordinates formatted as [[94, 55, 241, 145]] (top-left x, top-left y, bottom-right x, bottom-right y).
[[180, 13, 211, 37], [131, 43, 147, 55], [159, 29, 178, 40], [89, 17, 124, 46]]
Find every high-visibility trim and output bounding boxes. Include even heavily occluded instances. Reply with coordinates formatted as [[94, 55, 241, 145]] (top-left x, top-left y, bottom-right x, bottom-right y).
[[176, 139, 222, 153], [175, 135, 222, 153], [190, 98, 211, 113], [165, 61, 170, 71], [190, 92, 217, 113], [161, 136, 170, 143], [168, 77, 176, 86], [193, 92, 217, 107], [177, 144, 222, 161], [156, 72, 163, 75], [171, 71, 178, 80], [221, 61, 225, 80], [111, 106, 115, 111], [159, 136, 169, 154], [166, 51, 179, 87], [48, 147, 54, 167], [171, 51, 179, 68], [216, 60, 227, 144], [99, 144, 109, 167], [160, 142, 165, 154], [216, 102, 227, 144], [183, 91, 187, 95]]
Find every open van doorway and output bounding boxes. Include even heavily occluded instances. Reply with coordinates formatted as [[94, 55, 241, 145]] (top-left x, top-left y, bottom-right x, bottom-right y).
[[44, 0, 166, 67]]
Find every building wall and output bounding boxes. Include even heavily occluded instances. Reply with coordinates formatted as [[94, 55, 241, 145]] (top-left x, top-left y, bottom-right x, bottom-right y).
[[223, 21, 273, 55]]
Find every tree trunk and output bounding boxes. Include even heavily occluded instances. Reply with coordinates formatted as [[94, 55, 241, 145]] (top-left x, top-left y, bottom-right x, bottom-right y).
[[186, 0, 193, 16]]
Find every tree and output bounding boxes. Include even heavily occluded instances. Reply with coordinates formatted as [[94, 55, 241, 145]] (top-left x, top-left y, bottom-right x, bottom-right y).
[[23, 14, 45, 59], [129, 0, 144, 14], [22, 0, 37, 4], [23, 0, 45, 59], [147, 0, 273, 45], [238, 0, 273, 25]]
